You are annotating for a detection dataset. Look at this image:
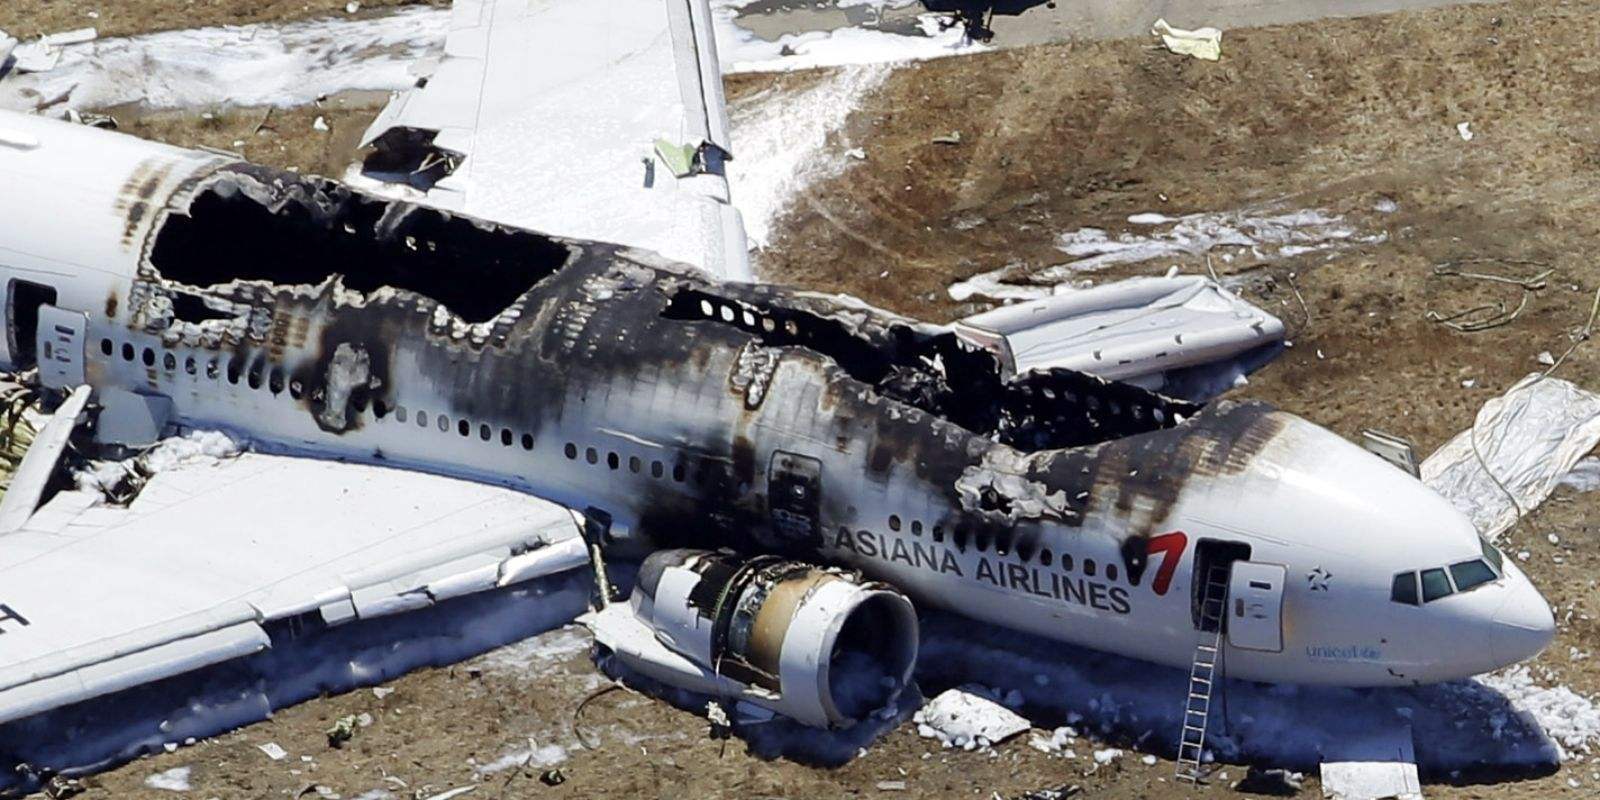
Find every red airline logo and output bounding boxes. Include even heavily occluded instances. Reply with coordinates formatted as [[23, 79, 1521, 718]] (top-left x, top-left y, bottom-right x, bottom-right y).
[[1145, 531, 1188, 596]]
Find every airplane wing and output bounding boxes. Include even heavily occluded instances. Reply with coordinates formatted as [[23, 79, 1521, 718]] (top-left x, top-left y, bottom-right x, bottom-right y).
[[346, 0, 753, 282], [0, 410, 587, 727], [951, 276, 1287, 401]]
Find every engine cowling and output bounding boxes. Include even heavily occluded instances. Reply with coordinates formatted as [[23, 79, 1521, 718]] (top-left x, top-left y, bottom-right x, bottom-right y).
[[582, 549, 918, 728]]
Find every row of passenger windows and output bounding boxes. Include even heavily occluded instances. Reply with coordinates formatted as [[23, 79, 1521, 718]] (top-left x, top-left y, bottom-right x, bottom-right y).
[[1390, 538, 1505, 606], [563, 442, 687, 482], [876, 515, 1124, 583], [100, 337, 540, 452]]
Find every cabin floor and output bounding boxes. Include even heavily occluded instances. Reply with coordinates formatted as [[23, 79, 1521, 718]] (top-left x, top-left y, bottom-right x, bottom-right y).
[[6, 0, 1600, 797]]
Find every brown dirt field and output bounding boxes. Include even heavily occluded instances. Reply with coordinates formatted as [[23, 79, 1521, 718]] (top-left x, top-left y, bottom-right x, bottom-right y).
[[12, 0, 1600, 798], [0, 0, 447, 41]]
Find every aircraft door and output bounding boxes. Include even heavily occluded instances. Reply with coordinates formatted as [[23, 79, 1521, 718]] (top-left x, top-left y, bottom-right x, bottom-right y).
[[1227, 561, 1286, 652], [768, 451, 822, 548], [36, 306, 87, 390]]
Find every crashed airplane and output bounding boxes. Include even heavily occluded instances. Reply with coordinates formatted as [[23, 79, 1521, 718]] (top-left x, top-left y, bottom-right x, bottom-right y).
[[0, 0, 1558, 786]]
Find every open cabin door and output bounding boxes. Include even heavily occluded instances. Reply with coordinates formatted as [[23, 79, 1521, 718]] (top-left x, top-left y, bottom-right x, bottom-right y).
[[1227, 561, 1286, 652]]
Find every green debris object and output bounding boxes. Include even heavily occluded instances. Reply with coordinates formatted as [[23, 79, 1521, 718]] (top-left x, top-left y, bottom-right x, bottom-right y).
[[325, 715, 357, 749], [654, 138, 699, 178]]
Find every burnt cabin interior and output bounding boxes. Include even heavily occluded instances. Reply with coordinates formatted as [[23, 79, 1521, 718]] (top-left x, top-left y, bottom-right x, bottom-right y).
[[662, 288, 1199, 452], [147, 173, 571, 323]]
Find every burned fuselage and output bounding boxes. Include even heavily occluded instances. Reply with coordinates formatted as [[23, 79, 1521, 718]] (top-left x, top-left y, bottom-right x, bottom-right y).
[[11, 131, 1539, 688]]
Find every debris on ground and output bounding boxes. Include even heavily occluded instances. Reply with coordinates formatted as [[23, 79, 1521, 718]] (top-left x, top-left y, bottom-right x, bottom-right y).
[[913, 687, 1030, 751], [874, 779, 906, 791], [9, 27, 96, 73], [143, 766, 191, 792], [1011, 785, 1080, 800], [1457, 121, 1474, 141], [257, 742, 288, 761], [1421, 374, 1600, 539], [1234, 766, 1305, 795], [538, 768, 566, 786], [325, 715, 359, 749], [1151, 19, 1222, 61], [931, 131, 962, 146]]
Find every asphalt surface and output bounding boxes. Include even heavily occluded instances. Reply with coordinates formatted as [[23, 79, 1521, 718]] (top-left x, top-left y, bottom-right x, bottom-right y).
[[732, 0, 1496, 47]]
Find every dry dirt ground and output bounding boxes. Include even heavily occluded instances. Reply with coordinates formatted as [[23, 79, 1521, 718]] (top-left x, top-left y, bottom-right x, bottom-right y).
[[9, 0, 1600, 798]]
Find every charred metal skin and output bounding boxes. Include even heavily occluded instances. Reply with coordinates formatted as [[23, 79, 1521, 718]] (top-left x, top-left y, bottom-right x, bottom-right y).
[[0, 113, 1553, 688]]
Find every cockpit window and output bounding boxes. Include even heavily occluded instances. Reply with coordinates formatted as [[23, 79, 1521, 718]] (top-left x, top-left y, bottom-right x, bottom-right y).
[[1390, 571, 1419, 606], [1450, 559, 1497, 592], [1480, 536, 1504, 573], [1421, 568, 1453, 602]]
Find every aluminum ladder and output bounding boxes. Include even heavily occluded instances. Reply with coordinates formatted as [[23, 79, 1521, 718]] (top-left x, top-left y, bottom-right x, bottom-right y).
[[1175, 562, 1230, 784]]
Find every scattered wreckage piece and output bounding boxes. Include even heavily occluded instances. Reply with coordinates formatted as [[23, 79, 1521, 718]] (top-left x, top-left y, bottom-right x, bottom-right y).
[[582, 549, 917, 728], [0, 384, 86, 534], [913, 687, 1030, 750], [1421, 374, 1600, 540], [952, 276, 1285, 402], [1318, 725, 1423, 800], [8, 28, 97, 74], [1151, 19, 1222, 61]]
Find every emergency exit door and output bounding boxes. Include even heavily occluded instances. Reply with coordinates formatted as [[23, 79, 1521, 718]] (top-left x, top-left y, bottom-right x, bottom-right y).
[[1227, 561, 1286, 652], [768, 451, 822, 547], [36, 305, 87, 390]]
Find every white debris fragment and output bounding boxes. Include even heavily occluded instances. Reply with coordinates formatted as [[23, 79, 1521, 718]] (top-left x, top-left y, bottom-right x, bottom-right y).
[[1421, 374, 1600, 539], [346, 1, 362, 13], [913, 687, 1030, 751], [1151, 19, 1222, 61], [143, 430, 242, 472], [372, 686, 395, 699], [1374, 198, 1400, 214], [1141, 754, 1158, 765], [1093, 747, 1124, 764], [420, 788, 475, 800], [1477, 667, 1600, 760], [313, 115, 329, 132], [1457, 121, 1475, 141], [1029, 726, 1078, 754], [1559, 457, 1600, 493], [257, 742, 288, 761], [145, 767, 192, 792], [1538, 351, 1557, 366], [875, 780, 907, 791]]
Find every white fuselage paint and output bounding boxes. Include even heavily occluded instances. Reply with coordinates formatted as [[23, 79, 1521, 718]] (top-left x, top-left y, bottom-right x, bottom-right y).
[[0, 110, 1555, 688]]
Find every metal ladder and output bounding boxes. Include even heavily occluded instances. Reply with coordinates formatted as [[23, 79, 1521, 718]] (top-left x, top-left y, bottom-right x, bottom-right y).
[[1175, 563, 1231, 784]]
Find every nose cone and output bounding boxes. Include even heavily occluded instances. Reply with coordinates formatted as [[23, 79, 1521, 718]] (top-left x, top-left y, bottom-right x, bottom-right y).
[[1488, 564, 1556, 667]]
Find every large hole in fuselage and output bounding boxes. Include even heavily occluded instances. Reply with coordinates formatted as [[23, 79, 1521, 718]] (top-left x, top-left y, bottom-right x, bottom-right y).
[[661, 287, 1197, 451], [148, 171, 571, 323]]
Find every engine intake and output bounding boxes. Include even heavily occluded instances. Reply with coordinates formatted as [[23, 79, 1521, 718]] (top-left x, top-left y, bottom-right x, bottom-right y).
[[583, 549, 918, 728]]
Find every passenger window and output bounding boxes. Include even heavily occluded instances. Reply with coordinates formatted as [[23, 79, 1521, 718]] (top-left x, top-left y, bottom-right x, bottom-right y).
[[479, 424, 492, 441], [1450, 560, 1497, 593], [416, 410, 428, 427], [501, 429, 513, 446], [142, 348, 155, 367], [162, 352, 176, 371], [889, 515, 901, 532], [1040, 549, 1053, 567], [1390, 571, 1418, 606], [564, 443, 577, 459], [651, 461, 664, 479], [1420, 568, 1453, 602], [1106, 563, 1119, 582], [121, 343, 134, 361], [607, 452, 620, 470], [629, 456, 641, 473], [437, 415, 449, 433], [458, 419, 470, 437], [911, 521, 923, 536], [1060, 553, 1073, 572], [932, 525, 944, 543], [585, 447, 598, 465], [1084, 559, 1096, 577], [395, 405, 408, 423], [100, 338, 113, 356], [521, 434, 534, 450]]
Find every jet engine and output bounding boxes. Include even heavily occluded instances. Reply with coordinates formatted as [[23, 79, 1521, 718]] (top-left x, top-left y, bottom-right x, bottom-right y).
[[581, 549, 918, 728]]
